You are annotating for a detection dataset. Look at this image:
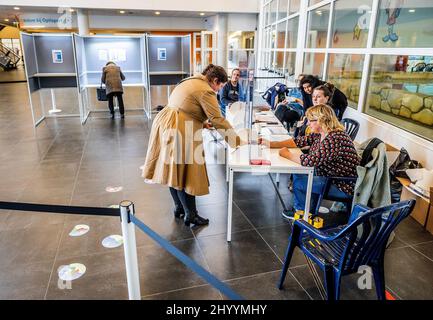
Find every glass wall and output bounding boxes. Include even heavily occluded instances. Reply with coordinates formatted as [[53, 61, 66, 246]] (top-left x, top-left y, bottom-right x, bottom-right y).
[[303, 52, 325, 78], [286, 16, 299, 48], [365, 55, 433, 140], [327, 53, 365, 107], [374, 0, 433, 48], [284, 51, 297, 79], [306, 4, 330, 48], [259, 0, 433, 141], [331, 0, 372, 48], [228, 31, 255, 74], [289, 0, 301, 14]]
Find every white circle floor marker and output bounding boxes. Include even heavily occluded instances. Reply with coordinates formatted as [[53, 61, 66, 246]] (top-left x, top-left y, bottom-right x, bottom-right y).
[[105, 186, 123, 193], [58, 263, 86, 281], [102, 235, 123, 248], [69, 224, 90, 237]]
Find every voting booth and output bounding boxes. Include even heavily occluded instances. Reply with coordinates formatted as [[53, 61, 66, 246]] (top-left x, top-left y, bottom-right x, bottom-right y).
[[148, 35, 191, 114], [21, 33, 80, 126], [73, 34, 152, 121]]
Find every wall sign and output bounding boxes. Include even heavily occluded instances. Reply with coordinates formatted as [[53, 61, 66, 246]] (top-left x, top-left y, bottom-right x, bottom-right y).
[[52, 50, 63, 63], [158, 48, 167, 61]]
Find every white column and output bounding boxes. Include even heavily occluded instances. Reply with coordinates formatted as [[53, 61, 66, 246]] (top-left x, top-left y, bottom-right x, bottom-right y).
[[294, 0, 309, 77], [217, 14, 228, 69], [77, 9, 90, 36]]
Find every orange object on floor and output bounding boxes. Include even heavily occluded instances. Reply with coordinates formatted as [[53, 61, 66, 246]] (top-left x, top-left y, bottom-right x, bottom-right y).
[[385, 290, 396, 300]]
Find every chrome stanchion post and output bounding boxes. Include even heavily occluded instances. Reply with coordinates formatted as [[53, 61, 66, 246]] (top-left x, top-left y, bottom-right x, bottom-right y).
[[119, 200, 141, 300]]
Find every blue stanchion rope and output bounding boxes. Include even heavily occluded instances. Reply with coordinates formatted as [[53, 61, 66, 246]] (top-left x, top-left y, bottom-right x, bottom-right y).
[[130, 215, 243, 300]]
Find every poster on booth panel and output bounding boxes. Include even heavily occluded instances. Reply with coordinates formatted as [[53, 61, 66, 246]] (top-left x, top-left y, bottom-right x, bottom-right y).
[[52, 50, 63, 63]]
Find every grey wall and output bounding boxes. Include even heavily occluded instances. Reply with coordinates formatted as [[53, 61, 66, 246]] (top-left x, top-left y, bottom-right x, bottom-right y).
[[148, 36, 182, 72], [182, 36, 191, 75], [21, 33, 38, 77], [34, 36, 76, 73], [83, 37, 142, 72]]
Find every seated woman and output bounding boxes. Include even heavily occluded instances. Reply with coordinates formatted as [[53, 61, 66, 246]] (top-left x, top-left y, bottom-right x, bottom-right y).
[[294, 84, 333, 138], [300, 75, 348, 120], [261, 104, 360, 216]]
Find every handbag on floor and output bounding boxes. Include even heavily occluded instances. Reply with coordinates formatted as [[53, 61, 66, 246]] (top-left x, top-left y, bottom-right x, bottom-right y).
[[97, 83, 107, 101]]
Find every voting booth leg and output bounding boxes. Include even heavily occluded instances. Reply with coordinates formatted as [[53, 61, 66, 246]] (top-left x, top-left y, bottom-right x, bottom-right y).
[[49, 89, 62, 114], [227, 169, 234, 242], [120, 201, 141, 300]]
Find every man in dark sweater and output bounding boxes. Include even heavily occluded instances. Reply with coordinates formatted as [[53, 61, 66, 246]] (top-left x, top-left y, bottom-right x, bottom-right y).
[[219, 68, 245, 116]]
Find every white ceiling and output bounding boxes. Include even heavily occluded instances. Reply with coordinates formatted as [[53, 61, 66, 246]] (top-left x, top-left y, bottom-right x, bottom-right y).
[[0, 5, 215, 22]]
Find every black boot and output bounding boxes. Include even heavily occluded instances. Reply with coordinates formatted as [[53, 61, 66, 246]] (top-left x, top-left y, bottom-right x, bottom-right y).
[[184, 210, 209, 226], [174, 205, 185, 218]]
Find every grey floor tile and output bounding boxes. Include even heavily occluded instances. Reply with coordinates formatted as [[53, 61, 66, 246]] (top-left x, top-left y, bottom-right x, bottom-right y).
[[143, 285, 222, 300], [395, 216, 433, 245], [197, 230, 282, 281], [384, 246, 433, 299], [225, 271, 310, 300], [235, 195, 290, 229], [193, 202, 254, 238], [413, 241, 433, 260], [0, 260, 53, 300], [136, 239, 209, 296], [257, 224, 308, 267], [45, 250, 129, 300], [0, 223, 63, 268]]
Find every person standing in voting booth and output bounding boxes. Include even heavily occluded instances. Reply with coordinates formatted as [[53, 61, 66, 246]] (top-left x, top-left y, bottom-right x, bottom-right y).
[[142, 64, 243, 227], [101, 61, 126, 119]]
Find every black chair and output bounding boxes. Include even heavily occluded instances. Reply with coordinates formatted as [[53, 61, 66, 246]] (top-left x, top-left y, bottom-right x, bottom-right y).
[[341, 118, 360, 141]]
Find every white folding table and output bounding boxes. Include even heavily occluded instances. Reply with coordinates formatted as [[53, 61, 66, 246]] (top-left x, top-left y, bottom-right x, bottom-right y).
[[225, 106, 315, 242]]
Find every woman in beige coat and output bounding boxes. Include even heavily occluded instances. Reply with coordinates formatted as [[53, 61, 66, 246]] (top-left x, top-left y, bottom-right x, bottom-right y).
[[142, 65, 241, 226], [101, 61, 125, 119]]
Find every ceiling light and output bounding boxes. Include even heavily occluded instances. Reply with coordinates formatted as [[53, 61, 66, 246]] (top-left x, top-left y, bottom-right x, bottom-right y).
[[200, 13, 205, 16], [409, 9, 415, 13], [155, 11, 160, 15], [69, 9, 75, 12], [119, 10, 125, 14], [14, 7, 20, 10], [316, 10, 322, 15], [4, 19, 9, 22]]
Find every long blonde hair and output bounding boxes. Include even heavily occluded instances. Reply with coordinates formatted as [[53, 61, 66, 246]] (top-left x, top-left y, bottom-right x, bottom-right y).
[[305, 104, 344, 133]]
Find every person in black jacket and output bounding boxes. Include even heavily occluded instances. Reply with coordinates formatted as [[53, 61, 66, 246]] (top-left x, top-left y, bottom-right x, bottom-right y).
[[219, 68, 245, 116], [299, 75, 348, 120]]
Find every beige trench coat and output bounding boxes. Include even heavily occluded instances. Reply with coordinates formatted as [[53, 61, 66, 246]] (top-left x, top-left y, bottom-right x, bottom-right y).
[[142, 75, 240, 196], [101, 64, 125, 95]]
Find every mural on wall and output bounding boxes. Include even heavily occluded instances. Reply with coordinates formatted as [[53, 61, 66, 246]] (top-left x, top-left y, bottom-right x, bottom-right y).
[[382, 0, 404, 43], [353, 23, 362, 40]]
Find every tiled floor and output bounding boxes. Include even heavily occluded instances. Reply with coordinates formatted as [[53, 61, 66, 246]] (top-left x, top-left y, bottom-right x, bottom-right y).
[[0, 82, 432, 300]]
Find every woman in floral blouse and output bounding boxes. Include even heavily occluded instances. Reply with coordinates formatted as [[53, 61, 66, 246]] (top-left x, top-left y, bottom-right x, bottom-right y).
[[260, 104, 360, 216]]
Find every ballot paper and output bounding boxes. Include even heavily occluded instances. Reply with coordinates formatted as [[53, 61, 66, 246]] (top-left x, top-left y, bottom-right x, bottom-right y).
[[406, 168, 433, 197], [260, 126, 289, 136], [255, 114, 277, 123]]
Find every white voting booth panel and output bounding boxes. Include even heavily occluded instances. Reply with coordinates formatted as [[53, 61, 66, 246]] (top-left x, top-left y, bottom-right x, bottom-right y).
[[73, 34, 152, 122], [148, 35, 191, 114], [21, 33, 80, 127]]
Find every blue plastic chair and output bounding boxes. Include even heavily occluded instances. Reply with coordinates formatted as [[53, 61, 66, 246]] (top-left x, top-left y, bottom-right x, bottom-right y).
[[278, 200, 416, 300]]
